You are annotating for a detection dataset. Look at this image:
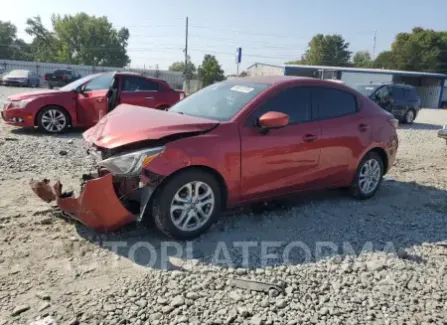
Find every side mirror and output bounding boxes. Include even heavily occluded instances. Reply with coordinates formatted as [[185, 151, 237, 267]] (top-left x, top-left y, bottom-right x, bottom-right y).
[[76, 86, 88, 97], [257, 111, 289, 131]]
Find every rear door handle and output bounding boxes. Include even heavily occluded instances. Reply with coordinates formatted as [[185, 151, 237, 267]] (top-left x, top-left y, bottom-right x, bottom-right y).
[[303, 134, 318, 142], [358, 123, 369, 132]]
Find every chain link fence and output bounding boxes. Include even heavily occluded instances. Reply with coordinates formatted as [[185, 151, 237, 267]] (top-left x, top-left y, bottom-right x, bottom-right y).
[[0, 59, 185, 89]]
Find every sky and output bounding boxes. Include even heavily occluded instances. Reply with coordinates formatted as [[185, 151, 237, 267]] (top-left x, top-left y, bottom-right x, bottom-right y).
[[1, 0, 447, 74]]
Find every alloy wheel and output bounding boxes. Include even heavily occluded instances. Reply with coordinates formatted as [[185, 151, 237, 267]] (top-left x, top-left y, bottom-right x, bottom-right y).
[[41, 109, 67, 133], [170, 181, 215, 232], [358, 159, 381, 194]]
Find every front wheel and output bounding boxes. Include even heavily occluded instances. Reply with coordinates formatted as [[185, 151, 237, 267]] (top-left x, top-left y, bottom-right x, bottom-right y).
[[152, 169, 223, 240], [37, 106, 69, 134], [402, 109, 415, 124], [349, 152, 384, 200]]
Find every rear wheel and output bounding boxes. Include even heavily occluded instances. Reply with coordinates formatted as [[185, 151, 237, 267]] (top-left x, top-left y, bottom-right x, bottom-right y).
[[37, 106, 69, 134], [402, 109, 415, 124], [349, 152, 384, 200], [158, 105, 170, 111], [26, 79, 31, 87], [152, 169, 223, 240]]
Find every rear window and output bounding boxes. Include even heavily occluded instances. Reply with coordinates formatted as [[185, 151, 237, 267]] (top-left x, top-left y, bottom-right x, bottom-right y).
[[312, 87, 358, 120], [54, 70, 69, 76]]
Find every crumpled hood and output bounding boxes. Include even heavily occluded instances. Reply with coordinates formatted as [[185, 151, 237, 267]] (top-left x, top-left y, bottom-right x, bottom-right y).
[[83, 104, 219, 149], [8, 89, 68, 101]]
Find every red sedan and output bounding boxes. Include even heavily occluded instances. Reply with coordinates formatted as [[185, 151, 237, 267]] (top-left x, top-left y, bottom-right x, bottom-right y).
[[1, 72, 185, 133], [32, 76, 399, 240]]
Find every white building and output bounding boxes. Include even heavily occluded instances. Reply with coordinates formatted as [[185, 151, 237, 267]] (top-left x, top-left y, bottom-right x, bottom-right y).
[[247, 63, 447, 108]]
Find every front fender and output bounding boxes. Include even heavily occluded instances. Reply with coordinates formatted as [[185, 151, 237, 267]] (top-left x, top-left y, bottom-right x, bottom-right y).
[[144, 127, 241, 205]]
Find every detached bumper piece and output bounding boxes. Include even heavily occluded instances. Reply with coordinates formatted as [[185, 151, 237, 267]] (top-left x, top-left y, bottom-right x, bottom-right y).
[[30, 173, 135, 232]]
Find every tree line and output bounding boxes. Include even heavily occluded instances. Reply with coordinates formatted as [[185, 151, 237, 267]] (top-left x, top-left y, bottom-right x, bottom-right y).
[[0, 14, 130, 67], [287, 27, 447, 74]]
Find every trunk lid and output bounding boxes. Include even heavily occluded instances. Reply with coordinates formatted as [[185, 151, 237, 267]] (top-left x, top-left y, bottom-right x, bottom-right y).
[[83, 104, 219, 149]]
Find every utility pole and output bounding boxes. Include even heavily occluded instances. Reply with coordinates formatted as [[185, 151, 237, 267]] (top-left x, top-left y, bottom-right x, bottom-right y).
[[184, 17, 189, 94], [372, 30, 377, 61]]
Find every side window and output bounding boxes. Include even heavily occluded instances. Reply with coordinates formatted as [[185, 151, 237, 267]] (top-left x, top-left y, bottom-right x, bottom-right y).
[[248, 86, 311, 126], [375, 86, 389, 99], [393, 87, 404, 100], [83, 74, 113, 91], [122, 76, 160, 92], [312, 87, 357, 120]]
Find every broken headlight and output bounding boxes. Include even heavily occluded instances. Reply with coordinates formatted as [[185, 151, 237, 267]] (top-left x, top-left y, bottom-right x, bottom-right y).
[[98, 146, 165, 176]]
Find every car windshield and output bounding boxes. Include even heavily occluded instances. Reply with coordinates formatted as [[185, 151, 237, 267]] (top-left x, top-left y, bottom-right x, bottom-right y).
[[355, 85, 380, 97], [59, 73, 109, 91], [7, 70, 29, 78], [168, 82, 270, 121]]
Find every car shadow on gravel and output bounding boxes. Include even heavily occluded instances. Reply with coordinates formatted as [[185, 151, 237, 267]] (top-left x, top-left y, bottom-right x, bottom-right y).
[[399, 122, 443, 130], [9, 127, 86, 139], [75, 178, 447, 270]]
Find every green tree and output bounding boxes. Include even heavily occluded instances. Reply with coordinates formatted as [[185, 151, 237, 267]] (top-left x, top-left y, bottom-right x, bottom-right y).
[[197, 54, 225, 87], [239, 71, 248, 77], [389, 27, 447, 73], [25, 16, 58, 62], [0, 20, 30, 60], [373, 51, 396, 69], [300, 34, 352, 66], [26, 13, 130, 66], [352, 51, 372, 68], [169, 56, 196, 79]]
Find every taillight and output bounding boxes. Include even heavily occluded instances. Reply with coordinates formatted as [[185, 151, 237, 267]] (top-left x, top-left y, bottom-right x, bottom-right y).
[[62, 75, 68, 81], [389, 118, 399, 129]]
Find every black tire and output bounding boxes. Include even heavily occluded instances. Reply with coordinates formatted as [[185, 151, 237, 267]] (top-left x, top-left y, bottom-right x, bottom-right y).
[[36, 106, 70, 134], [402, 109, 415, 124], [26, 79, 31, 87], [152, 169, 223, 240], [48, 83, 53, 89], [349, 151, 384, 200], [158, 105, 170, 111]]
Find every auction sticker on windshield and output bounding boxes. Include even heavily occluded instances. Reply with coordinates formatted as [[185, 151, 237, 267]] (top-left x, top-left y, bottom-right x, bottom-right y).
[[231, 85, 254, 93]]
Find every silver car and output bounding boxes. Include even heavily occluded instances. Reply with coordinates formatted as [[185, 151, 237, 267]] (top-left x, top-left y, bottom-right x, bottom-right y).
[[2, 69, 41, 87]]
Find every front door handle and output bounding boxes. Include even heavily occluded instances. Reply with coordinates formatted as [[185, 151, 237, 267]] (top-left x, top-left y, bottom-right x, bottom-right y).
[[145, 97, 154, 100], [303, 134, 318, 142], [358, 123, 369, 132]]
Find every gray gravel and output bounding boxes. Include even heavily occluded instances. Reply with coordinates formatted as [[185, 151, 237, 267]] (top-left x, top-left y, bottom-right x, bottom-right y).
[[1, 85, 447, 324]]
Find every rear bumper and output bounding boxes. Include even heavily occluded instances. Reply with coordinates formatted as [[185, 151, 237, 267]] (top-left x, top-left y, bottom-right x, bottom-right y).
[[3, 80, 27, 86], [30, 173, 136, 232]]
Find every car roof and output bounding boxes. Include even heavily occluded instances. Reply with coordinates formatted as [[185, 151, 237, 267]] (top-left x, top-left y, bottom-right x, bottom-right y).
[[115, 71, 168, 83], [358, 82, 416, 89], [225, 75, 333, 85]]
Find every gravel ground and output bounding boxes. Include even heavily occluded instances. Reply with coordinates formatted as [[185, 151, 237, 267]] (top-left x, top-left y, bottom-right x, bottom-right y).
[[1, 85, 447, 325]]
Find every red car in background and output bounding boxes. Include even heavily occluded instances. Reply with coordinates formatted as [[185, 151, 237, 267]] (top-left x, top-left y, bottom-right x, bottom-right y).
[[32, 76, 399, 240], [1, 72, 185, 133]]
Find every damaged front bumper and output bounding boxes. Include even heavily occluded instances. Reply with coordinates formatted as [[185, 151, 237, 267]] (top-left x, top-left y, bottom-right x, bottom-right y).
[[30, 172, 157, 232]]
